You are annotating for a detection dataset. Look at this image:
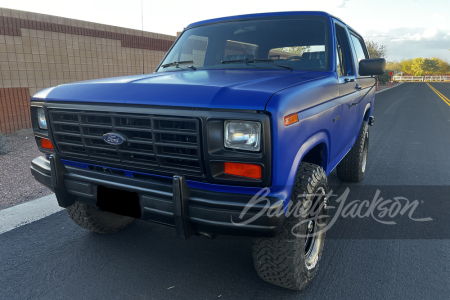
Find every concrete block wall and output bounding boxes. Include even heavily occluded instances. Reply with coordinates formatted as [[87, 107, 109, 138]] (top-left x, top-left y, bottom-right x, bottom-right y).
[[0, 7, 176, 134]]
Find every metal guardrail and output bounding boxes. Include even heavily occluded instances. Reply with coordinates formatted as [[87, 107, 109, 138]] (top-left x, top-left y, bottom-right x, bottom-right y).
[[393, 76, 450, 82]]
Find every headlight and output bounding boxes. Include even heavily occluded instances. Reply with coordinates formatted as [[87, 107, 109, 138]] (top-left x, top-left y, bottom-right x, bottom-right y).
[[224, 121, 261, 151], [37, 108, 47, 129]]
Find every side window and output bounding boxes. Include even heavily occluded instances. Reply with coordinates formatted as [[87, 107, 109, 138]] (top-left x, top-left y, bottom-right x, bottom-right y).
[[336, 49, 343, 76], [179, 35, 208, 67], [350, 34, 368, 62], [335, 24, 353, 76]]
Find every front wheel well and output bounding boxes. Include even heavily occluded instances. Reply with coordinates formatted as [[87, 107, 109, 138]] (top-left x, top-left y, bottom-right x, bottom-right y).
[[301, 143, 327, 170], [363, 108, 371, 122]]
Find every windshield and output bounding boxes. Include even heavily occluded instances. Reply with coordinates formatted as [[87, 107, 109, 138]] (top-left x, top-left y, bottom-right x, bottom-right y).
[[157, 17, 330, 72]]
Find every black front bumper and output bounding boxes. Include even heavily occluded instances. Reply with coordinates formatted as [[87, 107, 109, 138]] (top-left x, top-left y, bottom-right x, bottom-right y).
[[31, 155, 285, 239]]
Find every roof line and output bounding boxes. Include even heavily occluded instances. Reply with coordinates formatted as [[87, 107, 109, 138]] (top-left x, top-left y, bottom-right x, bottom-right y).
[[186, 11, 334, 29]]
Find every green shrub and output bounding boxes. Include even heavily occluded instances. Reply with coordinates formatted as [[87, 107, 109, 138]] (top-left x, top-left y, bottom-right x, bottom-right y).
[[376, 69, 392, 84], [0, 131, 9, 154]]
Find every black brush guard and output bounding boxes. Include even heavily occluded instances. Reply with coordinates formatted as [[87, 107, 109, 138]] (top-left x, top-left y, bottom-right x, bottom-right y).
[[31, 155, 285, 239]]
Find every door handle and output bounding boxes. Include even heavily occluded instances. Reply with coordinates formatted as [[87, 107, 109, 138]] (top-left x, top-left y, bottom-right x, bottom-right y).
[[356, 84, 362, 90]]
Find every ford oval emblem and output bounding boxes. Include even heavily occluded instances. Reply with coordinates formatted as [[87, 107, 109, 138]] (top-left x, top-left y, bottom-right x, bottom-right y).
[[103, 133, 127, 145]]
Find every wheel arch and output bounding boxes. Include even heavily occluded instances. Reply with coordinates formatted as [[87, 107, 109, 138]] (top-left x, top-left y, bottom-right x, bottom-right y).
[[285, 131, 330, 194], [363, 102, 371, 122]]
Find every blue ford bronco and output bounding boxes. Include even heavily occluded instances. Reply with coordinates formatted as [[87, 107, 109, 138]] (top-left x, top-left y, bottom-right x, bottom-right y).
[[30, 11, 385, 290]]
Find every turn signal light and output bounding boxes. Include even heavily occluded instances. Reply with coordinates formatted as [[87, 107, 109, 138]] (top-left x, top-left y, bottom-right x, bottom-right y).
[[224, 162, 262, 179], [284, 113, 299, 126], [40, 138, 54, 149]]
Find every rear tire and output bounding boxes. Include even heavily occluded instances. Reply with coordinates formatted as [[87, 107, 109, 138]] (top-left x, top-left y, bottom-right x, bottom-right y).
[[252, 163, 329, 290], [67, 202, 135, 234], [337, 121, 369, 182]]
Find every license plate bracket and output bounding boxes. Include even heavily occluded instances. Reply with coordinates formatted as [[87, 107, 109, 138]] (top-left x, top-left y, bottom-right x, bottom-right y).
[[97, 185, 141, 218]]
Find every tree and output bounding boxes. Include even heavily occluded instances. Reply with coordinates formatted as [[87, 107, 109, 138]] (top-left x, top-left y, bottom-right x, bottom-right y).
[[365, 40, 387, 59], [436, 58, 450, 75], [422, 58, 440, 75], [411, 57, 425, 76], [386, 61, 402, 72], [400, 59, 413, 74]]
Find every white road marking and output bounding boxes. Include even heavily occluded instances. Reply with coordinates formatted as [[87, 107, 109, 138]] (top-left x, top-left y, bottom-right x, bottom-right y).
[[0, 194, 63, 235]]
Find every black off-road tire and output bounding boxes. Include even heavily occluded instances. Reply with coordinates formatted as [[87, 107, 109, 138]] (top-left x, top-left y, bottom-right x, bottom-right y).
[[337, 121, 369, 182], [252, 163, 329, 290], [67, 202, 135, 234]]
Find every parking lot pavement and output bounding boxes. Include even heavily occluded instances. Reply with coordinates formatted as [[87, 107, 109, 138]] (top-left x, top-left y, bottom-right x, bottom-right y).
[[0, 194, 60, 234], [1, 83, 449, 299], [0, 129, 53, 210]]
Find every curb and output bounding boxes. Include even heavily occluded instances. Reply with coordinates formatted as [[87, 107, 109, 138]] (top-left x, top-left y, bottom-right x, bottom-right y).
[[0, 194, 63, 235], [375, 82, 404, 94]]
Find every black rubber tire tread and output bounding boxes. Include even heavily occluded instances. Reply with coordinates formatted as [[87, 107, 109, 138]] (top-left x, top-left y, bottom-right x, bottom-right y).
[[252, 163, 328, 290], [336, 121, 369, 182], [67, 202, 135, 234]]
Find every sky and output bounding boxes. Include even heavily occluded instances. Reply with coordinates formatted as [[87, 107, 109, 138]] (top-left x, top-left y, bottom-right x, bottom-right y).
[[1, 0, 449, 61]]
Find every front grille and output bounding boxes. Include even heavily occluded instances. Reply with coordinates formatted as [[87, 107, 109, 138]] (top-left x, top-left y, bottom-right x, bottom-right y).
[[48, 109, 204, 176]]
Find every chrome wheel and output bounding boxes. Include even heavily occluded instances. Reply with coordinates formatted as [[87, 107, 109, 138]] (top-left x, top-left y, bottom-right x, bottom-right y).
[[304, 187, 326, 270], [361, 132, 369, 173], [304, 220, 316, 257]]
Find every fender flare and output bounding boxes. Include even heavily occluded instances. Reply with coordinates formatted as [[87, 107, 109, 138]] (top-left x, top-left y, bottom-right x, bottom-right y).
[[284, 131, 330, 198], [363, 102, 371, 122]]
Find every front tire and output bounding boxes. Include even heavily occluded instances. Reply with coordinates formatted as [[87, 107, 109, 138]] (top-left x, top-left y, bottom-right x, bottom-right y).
[[337, 121, 369, 182], [252, 163, 329, 290], [67, 202, 135, 234]]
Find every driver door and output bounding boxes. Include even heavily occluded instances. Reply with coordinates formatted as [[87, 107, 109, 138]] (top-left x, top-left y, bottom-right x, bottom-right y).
[[335, 21, 362, 153]]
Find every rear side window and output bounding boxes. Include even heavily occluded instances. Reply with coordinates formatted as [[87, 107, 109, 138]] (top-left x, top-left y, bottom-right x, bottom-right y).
[[335, 24, 353, 76], [350, 34, 368, 62]]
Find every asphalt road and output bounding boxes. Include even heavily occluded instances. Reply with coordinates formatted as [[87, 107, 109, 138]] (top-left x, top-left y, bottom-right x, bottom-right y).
[[1, 83, 450, 299]]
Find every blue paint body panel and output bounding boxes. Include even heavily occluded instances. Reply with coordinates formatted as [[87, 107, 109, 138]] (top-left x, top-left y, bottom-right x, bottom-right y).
[[32, 11, 375, 213], [33, 70, 329, 111]]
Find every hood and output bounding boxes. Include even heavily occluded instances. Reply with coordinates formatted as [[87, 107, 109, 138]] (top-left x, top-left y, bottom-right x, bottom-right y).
[[33, 70, 329, 110]]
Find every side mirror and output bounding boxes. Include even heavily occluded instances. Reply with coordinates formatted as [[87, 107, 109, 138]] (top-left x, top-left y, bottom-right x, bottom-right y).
[[359, 58, 386, 76]]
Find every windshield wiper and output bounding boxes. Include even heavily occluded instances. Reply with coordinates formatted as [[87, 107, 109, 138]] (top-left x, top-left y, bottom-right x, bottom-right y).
[[221, 58, 294, 72], [161, 61, 195, 69]]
